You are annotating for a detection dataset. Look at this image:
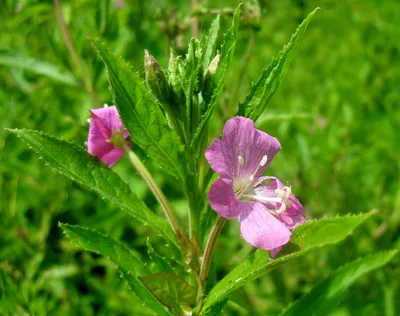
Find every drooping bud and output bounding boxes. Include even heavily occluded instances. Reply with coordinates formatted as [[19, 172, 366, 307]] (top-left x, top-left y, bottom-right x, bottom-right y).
[[144, 49, 170, 103], [202, 53, 220, 104]]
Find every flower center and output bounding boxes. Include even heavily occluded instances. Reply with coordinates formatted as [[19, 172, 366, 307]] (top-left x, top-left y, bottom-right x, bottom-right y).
[[233, 155, 292, 215], [108, 129, 125, 147], [234, 155, 268, 199]]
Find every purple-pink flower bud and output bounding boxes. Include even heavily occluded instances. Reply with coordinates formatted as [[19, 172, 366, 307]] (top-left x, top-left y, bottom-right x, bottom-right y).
[[86, 105, 131, 167]]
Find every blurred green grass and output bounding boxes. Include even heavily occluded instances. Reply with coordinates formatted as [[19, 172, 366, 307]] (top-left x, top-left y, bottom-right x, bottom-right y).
[[0, 0, 399, 314]]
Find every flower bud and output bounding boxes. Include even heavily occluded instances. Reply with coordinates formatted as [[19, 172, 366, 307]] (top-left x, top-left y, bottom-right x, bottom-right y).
[[202, 53, 220, 103], [144, 49, 170, 103], [194, 63, 204, 94], [167, 49, 185, 107]]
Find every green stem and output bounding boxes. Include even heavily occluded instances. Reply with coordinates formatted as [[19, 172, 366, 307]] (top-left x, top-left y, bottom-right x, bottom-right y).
[[196, 216, 226, 313], [123, 145, 181, 235]]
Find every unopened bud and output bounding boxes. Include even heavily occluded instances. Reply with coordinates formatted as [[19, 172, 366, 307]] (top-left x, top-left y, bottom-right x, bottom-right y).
[[202, 53, 220, 103], [194, 63, 204, 93], [207, 53, 220, 75], [168, 49, 185, 106], [144, 49, 170, 103], [168, 49, 178, 73]]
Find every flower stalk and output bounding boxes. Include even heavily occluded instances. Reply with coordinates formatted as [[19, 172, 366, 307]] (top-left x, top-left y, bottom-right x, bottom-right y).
[[123, 144, 181, 236], [196, 216, 226, 313]]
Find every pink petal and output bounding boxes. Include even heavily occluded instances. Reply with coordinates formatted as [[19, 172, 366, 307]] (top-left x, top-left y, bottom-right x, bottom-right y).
[[87, 118, 114, 157], [99, 147, 125, 167], [208, 178, 241, 219], [205, 139, 234, 180], [269, 247, 282, 258], [91, 105, 124, 131], [89, 112, 112, 140], [239, 202, 291, 250], [222, 116, 281, 180]]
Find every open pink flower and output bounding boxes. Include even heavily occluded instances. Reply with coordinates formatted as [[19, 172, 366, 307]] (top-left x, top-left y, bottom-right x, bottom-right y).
[[205, 116, 305, 256], [86, 105, 131, 167]]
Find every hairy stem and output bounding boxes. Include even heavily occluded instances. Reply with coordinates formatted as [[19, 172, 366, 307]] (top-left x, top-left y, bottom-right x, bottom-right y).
[[53, 0, 101, 106], [123, 145, 181, 235], [196, 216, 226, 313]]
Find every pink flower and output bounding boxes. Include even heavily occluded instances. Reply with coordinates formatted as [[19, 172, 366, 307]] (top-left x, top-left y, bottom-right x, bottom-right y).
[[86, 105, 131, 167], [205, 116, 305, 256]]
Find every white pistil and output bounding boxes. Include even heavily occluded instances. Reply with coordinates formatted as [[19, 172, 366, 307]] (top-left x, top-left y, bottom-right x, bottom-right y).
[[87, 118, 91, 123], [235, 154, 270, 200], [243, 194, 282, 203], [104, 103, 109, 108]]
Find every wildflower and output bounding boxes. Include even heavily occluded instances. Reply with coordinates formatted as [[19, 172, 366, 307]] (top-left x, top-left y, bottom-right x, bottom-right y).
[[86, 104, 131, 167], [205, 116, 305, 256]]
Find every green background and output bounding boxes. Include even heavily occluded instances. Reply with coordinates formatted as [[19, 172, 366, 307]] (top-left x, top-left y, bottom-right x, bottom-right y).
[[1, 0, 399, 314]]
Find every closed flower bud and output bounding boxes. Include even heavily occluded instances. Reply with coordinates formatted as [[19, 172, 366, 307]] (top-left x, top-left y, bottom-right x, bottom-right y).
[[168, 49, 185, 107], [194, 63, 204, 94], [144, 49, 170, 103], [202, 53, 220, 103]]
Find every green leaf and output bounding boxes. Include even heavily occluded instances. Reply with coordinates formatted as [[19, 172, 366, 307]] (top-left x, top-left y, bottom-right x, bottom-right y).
[[0, 52, 78, 86], [239, 8, 319, 120], [201, 15, 221, 69], [91, 39, 187, 184], [146, 238, 176, 274], [191, 4, 241, 150], [281, 250, 398, 316], [201, 211, 374, 313], [60, 224, 169, 316], [139, 272, 196, 310], [180, 38, 203, 136], [8, 129, 176, 246]]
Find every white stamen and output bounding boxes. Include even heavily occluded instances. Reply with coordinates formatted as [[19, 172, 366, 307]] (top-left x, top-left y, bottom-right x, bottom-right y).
[[259, 155, 268, 167], [249, 175, 254, 181], [277, 204, 287, 214], [238, 155, 245, 166], [103, 103, 109, 108], [105, 139, 112, 143], [87, 118, 91, 123]]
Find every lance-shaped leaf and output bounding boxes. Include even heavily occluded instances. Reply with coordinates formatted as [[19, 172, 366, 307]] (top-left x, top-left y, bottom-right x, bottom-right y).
[[92, 39, 187, 184], [239, 8, 319, 121], [201, 15, 221, 69], [0, 52, 78, 86], [201, 211, 374, 313], [281, 250, 398, 316], [8, 129, 176, 246], [139, 273, 196, 311], [60, 224, 169, 316], [191, 4, 241, 150]]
